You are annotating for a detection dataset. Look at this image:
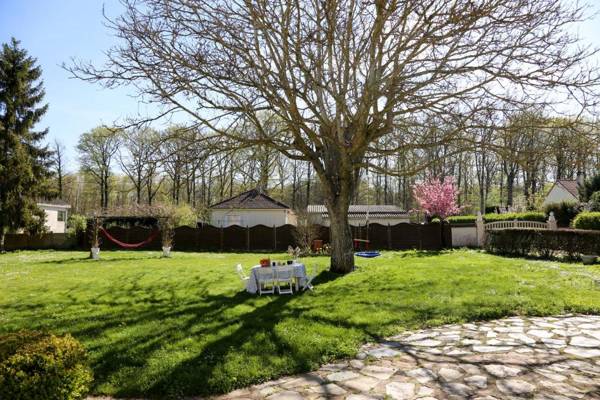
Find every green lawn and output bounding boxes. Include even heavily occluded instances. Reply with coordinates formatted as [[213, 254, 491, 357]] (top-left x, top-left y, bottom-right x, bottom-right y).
[[1, 250, 600, 398]]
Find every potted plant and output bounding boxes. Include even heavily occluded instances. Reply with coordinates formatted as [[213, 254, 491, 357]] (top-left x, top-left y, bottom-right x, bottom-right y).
[[89, 216, 101, 259], [160, 218, 174, 257]]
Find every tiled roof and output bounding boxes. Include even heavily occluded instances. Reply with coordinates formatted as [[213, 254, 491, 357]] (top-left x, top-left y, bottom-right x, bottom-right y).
[[557, 180, 580, 198], [210, 189, 290, 210], [308, 204, 408, 218]]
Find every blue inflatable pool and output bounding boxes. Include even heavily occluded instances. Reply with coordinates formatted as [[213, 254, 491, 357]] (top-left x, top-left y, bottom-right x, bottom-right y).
[[355, 251, 381, 258]]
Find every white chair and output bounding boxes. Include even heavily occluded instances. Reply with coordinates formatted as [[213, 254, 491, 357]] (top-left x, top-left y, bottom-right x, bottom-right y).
[[236, 264, 249, 283], [276, 265, 295, 295], [256, 267, 276, 295], [303, 264, 317, 291]]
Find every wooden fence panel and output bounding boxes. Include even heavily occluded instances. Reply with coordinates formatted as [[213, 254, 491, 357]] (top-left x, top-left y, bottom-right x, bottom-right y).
[[276, 224, 297, 251], [249, 225, 274, 251], [173, 226, 197, 251], [366, 223, 389, 249], [198, 225, 221, 250], [222, 225, 246, 250]]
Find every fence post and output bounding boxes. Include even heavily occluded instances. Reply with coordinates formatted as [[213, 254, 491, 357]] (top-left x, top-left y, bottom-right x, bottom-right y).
[[246, 225, 250, 251], [476, 212, 485, 247], [547, 212, 558, 230], [387, 223, 392, 250], [273, 225, 277, 251], [219, 226, 224, 251]]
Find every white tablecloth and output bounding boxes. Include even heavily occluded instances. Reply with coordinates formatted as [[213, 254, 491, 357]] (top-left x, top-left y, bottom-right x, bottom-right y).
[[246, 263, 307, 294]]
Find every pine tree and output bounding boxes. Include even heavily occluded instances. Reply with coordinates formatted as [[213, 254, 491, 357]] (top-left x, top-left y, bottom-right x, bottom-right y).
[[0, 38, 53, 252]]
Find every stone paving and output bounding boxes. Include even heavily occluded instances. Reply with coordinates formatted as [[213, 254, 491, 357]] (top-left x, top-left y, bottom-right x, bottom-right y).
[[215, 315, 600, 399]]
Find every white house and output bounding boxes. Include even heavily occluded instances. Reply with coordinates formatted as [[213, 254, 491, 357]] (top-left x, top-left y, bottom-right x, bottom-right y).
[[542, 179, 580, 207], [209, 189, 297, 227], [307, 204, 410, 226], [37, 200, 71, 233]]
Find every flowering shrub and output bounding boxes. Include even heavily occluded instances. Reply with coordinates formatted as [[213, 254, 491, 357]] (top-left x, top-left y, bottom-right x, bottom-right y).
[[0, 331, 93, 400], [413, 177, 460, 220]]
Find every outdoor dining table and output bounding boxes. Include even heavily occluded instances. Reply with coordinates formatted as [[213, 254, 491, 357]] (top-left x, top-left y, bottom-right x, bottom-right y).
[[245, 263, 307, 294]]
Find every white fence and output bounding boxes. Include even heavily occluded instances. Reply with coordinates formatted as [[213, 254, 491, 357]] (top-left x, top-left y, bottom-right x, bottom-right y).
[[484, 220, 548, 231]]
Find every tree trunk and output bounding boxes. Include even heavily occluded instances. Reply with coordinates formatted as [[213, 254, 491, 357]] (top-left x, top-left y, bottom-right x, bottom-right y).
[[506, 171, 515, 207], [0, 230, 5, 253], [326, 198, 354, 273]]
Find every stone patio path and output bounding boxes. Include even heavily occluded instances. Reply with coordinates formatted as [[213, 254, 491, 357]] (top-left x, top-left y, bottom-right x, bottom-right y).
[[215, 315, 600, 400]]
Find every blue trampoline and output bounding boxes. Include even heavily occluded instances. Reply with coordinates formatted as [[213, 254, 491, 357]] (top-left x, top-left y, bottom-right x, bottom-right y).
[[355, 251, 381, 258]]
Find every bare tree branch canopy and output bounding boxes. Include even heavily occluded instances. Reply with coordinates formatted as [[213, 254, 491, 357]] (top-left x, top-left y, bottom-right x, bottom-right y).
[[68, 0, 600, 272]]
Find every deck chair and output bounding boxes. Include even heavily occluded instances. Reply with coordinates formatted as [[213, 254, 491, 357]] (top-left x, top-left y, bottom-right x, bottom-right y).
[[303, 264, 317, 291], [236, 264, 249, 283], [256, 267, 276, 295], [276, 265, 295, 295]]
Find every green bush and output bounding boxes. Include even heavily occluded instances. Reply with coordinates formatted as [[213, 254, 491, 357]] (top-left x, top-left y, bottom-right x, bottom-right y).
[[447, 215, 477, 224], [573, 212, 600, 231], [485, 228, 600, 259], [447, 212, 546, 224], [589, 192, 600, 212], [66, 214, 87, 237], [543, 201, 582, 227], [0, 331, 93, 400], [484, 212, 546, 222]]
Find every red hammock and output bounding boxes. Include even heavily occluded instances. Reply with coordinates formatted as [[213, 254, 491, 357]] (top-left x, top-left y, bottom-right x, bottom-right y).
[[99, 227, 160, 249]]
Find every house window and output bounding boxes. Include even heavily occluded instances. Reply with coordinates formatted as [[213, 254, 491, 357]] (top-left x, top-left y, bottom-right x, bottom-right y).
[[57, 211, 66, 222]]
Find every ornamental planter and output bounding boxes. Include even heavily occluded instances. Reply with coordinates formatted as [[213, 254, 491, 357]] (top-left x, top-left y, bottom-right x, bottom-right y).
[[91, 247, 100, 260], [582, 254, 597, 265], [162, 246, 172, 258]]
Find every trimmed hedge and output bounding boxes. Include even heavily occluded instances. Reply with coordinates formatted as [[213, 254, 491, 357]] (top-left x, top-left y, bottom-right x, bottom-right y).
[[447, 215, 477, 224], [0, 331, 93, 400], [485, 228, 600, 259], [543, 201, 582, 227], [447, 212, 546, 224], [484, 212, 546, 222], [573, 212, 600, 231]]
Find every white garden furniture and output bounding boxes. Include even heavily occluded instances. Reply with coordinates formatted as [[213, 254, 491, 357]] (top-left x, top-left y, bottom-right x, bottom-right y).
[[245, 263, 308, 294], [303, 264, 317, 291], [256, 267, 276, 295], [236, 264, 249, 283], [275, 265, 295, 295]]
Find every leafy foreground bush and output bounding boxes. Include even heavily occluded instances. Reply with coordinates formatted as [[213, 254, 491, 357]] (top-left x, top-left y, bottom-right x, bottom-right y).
[[486, 228, 600, 259], [0, 331, 93, 400], [543, 201, 582, 227], [573, 212, 600, 231]]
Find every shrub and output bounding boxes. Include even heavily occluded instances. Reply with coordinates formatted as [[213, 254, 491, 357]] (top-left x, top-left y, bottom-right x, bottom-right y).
[[573, 212, 600, 231], [589, 192, 600, 212], [543, 201, 582, 227], [484, 212, 546, 222], [0, 331, 93, 400], [485, 228, 600, 259], [66, 214, 87, 237], [447, 215, 477, 224]]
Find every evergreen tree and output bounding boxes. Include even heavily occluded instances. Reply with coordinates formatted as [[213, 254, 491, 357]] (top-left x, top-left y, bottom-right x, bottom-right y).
[[0, 38, 53, 251]]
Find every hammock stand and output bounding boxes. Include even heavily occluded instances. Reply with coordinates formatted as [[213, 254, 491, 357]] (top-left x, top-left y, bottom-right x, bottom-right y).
[[99, 227, 160, 249]]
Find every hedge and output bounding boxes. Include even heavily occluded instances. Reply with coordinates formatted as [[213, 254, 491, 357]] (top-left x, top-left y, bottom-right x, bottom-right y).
[[447, 212, 546, 224], [0, 331, 93, 400], [572, 212, 600, 231], [485, 228, 600, 259]]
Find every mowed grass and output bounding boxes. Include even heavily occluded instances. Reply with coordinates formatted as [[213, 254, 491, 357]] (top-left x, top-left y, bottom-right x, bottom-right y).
[[2, 250, 600, 398]]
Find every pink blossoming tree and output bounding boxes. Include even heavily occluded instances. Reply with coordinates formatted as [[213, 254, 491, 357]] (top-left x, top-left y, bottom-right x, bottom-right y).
[[413, 177, 460, 221]]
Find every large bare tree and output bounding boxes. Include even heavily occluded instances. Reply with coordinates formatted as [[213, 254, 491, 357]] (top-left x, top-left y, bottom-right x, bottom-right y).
[[69, 0, 598, 272]]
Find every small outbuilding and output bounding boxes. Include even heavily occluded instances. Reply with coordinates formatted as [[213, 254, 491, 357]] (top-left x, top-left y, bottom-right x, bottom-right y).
[[542, 179, 580, 206], [307, 204, 410, 226], [37, 199, 71, 233], [209, 189, 297, 227]]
